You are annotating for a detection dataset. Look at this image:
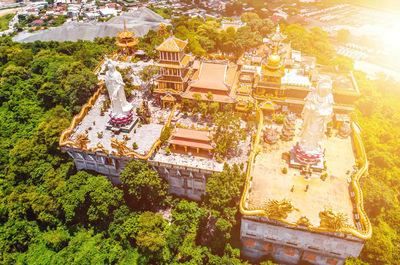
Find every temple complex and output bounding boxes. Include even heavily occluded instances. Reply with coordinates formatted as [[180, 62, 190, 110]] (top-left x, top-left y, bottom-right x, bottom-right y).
[[60, 26, 370, 264]]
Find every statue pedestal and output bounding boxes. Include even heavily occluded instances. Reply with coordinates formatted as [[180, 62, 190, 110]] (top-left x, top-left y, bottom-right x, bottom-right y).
[[289, 145, 324, 173], [106, 111, 138, 133]]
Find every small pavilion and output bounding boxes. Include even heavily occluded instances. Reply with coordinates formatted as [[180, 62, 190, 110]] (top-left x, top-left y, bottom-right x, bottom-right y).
[[115, 21, 139, 60], [168, 128, 215, 157]]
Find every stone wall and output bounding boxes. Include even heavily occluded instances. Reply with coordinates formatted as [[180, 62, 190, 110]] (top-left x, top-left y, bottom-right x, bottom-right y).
[[240, 216, 364, 265], [65, 148, 212, 201], [153, 165, 210, 201]]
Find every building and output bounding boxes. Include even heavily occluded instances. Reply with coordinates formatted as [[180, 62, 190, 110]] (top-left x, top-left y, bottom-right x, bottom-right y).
[[235, 27, 360, 116], [181, 60, 238, 104], [115, 20, 139, 61], [154, 35, 193, 98]]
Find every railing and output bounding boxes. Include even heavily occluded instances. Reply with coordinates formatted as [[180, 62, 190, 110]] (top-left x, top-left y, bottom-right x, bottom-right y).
[[59, 82, 104, 150]]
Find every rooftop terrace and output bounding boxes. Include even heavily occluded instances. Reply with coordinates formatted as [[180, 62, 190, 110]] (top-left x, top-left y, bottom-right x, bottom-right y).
[[63, 59, 174, 158], [248, 119, 356, 228], [152, 108, 252, 173], [68, 91, 171, 156]]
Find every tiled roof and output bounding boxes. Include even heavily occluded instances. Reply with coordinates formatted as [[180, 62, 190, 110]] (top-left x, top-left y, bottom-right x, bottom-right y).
[[156, 36, 188, 52], [190, 62, 229, 91], [172, 128, 211, 142], [180, 54, 191, 67], [168, 128, 214, 150]]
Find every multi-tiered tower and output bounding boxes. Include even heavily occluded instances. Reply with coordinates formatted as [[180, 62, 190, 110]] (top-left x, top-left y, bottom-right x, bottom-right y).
[[154, 35, 192, 105]]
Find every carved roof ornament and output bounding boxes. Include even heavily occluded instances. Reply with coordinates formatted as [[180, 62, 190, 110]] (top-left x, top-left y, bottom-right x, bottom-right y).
[[263, 199, 298, 220], [319, 208, 350, 230]]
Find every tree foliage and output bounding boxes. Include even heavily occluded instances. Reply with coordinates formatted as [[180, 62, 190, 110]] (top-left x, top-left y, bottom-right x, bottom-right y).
[[120, 160, 168, 209]]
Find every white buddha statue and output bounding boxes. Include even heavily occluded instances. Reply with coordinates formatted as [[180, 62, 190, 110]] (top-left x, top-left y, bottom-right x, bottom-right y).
[[294, 76, 334, 163], [104, 59, 132, 119]]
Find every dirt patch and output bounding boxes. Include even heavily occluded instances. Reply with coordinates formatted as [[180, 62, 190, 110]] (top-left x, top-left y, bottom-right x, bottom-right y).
[[0, 7, 20, 17]]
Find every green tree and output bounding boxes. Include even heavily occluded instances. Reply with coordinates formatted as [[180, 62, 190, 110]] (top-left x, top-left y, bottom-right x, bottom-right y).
[[120, 161, 168, 209], [136, 211, 168, 262], [241, 12, 260, 23], [64, 68, 97, 112], [56, 171, 123, 225], [213, 111, 246, 156]]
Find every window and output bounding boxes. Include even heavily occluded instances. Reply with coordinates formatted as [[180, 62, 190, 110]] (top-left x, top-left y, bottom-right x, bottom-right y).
[[326, 258, 338, 265], [304, 253, 316, 261], [284, 248, 295, 256], [264, 243, 275, 252], [248, 223, 257, 231], [105, 157, 113, 165], [244, 240, 255, 247]]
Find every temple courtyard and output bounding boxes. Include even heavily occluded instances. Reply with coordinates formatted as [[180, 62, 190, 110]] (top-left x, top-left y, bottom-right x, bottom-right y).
[[247, 119, 357, 228]]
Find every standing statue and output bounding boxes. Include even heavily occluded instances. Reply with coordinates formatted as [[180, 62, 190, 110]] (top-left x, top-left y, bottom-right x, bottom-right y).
[[104, 59, 132, 125], [293, 76, 334, 164]]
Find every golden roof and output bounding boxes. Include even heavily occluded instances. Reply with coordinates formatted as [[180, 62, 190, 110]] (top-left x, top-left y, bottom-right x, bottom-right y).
[[161, 94, 176, 101], [267, 53, 281, 69], [156, 36, 188, 52], [118, 31, 135, 39], [116, 38, 139, 47], [117, 20, 136, 40]]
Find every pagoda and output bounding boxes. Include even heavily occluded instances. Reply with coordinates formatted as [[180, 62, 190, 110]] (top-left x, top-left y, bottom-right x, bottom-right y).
[[154, 34, 192, 103], [253, 26, 286, 101], [115, 20, 139, 61]]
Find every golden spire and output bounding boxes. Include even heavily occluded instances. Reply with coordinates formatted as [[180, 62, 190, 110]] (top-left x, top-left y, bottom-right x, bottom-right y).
[[159, 23, 167, 36], [273, 43, 278, 55]]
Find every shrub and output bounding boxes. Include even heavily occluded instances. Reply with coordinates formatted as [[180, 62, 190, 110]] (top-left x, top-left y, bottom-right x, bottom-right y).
[[132, 142, 138, 150], [164, 147, 171, 155], [160, 126, 172, 145], [273, 113, 285, 124], [281, 167, 288, 174]]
